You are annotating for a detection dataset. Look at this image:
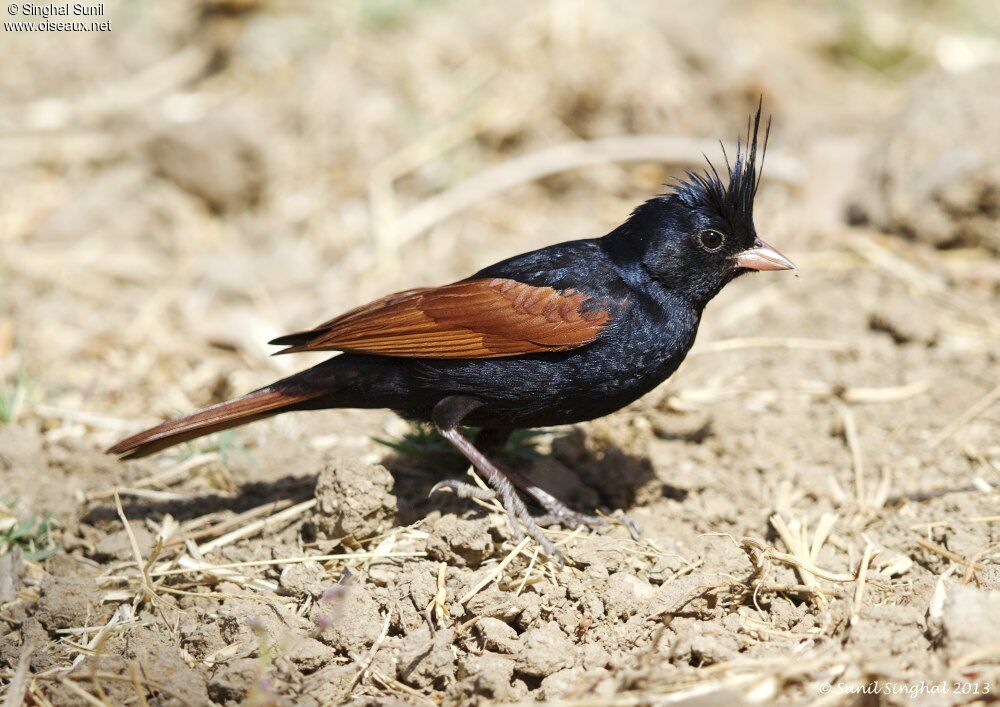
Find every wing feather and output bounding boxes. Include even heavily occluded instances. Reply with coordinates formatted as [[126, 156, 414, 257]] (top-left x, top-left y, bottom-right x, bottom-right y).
[[270, 278, 612, 358]]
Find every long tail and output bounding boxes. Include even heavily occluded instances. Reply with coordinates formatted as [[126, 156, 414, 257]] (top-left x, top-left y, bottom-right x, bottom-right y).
[[107, 379, 326, 460]]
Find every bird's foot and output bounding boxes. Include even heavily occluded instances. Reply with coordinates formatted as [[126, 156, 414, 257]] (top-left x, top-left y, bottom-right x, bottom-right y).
[[429, 479, 497, 501], [534, 507, 606, 531], [612, 511, 642, 541], [503, 496, 562, 563], [473, 476, 562, 561], [535, 506, 641, 540], [503, 468, 641, 540], [430, 402, 567, 562], [429, 476, 560, 561], [431, 474, 640, 550]]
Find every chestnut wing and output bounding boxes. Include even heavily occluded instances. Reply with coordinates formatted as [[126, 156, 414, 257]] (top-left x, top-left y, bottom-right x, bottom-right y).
[[269, 277, 612, 358]]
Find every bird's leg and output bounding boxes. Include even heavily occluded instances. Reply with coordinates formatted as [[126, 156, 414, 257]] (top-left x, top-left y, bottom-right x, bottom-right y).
[[434, 422, 639, 538], [502, 467, 608, 530], [502, 465, 641, 539], [429, 398, 559, 558], [476, 428, 622, 534], [478, 429, 640, 539], [427, 427, 507, 501]]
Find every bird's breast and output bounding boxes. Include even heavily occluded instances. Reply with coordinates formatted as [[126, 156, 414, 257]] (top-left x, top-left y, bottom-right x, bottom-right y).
[[493, 302, 699, 425], [577, 309, 696, 395]]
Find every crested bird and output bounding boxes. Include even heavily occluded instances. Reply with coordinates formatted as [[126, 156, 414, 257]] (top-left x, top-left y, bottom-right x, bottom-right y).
[[109, 106, 795, 557]]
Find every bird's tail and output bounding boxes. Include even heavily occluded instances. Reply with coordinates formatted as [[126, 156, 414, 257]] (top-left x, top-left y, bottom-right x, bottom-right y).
[[106, 378, 326, 460]]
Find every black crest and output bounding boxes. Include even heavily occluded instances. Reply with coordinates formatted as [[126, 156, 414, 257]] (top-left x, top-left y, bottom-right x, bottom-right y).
[[671, 101, 771, 228]]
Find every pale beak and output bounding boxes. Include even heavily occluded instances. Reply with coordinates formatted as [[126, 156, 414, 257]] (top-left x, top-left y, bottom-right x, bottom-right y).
[[733, 239, 796, 272]]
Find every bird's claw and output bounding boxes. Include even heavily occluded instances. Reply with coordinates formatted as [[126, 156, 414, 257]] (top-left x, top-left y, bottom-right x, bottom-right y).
[[534, 508, 607, 532], [614, 511, 642, 541], [534, 500, 641, 542], [509, 507, 562, 564], [428, 478, 561, 560]]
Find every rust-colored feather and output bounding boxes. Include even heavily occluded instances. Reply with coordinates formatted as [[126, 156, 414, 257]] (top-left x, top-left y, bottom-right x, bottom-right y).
[[107, 385, 324, 459], [270, 278, 612, 358]]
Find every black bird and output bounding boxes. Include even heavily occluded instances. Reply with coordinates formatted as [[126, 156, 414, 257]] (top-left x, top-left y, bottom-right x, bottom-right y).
[[109, 108, 795, 556]]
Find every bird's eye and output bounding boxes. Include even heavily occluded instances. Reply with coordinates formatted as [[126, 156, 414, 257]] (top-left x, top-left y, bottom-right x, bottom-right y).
[[697, 229, 726, 252]]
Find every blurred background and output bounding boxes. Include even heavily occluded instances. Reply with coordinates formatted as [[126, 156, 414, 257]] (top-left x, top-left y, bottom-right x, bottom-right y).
[[1, 1, 999, 703]]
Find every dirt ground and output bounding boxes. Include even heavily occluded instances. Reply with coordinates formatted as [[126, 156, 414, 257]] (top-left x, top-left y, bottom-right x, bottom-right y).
[[1, 1, 999, 705]]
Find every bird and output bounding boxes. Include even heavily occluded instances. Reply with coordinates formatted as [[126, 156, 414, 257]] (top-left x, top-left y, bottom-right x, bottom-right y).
[[108, 106, 795, 558]]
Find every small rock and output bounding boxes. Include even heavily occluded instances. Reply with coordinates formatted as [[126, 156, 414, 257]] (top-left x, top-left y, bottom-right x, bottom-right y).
[[941, 585, 1000, 662], [94, 526, 155, 563], [450, 652, 516, 703], [287, 635, 334, 672], [0, 426, 43, 473], [515, 622, 575, 678], [465, 586, 527, 622], [148, 119, 265, 214], [35, 574, 111, 630], [580, 643, 611, 670], [603, 572, 656, 620], [425, 515, 495, 566], [670, 619, 742, 666], [311, 583, 383, 653], [397, 626, 457, 689], [869, 305, 937, 346], [301, 662, 356, 705], [21, 618, 59, 672], [208, 657, 260, 704], [404, 564, 439, 610], [541, 666, 609, 700], [121, 626, 212, 705], [475, 617, 520, 654], [849, 65, 1000, 253], [279, 560, 326, 597], [314, 459, 396, 541]]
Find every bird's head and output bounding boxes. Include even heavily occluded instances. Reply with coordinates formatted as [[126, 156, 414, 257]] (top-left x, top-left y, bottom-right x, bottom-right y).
[[606, 105, 795, 307]]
